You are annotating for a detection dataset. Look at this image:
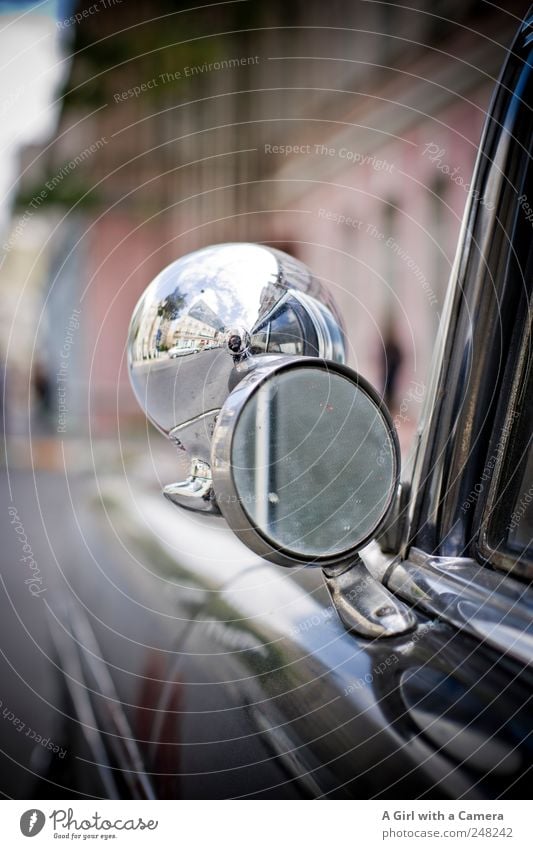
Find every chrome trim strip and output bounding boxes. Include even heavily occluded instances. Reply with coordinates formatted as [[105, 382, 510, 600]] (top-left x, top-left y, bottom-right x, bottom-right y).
[[48, 610, 119, 799], [168, 409, 221, 441], [52, 601, 157, 799], [69, 609, 156, 799], [385, 548, 533, 666]]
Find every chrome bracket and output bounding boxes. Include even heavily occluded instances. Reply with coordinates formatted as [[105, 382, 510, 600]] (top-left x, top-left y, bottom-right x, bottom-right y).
[[163, 458, 219, 514], [322, 556, 417, 639]]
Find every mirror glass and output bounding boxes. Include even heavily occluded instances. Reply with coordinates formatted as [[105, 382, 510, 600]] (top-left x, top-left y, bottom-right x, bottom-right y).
[[231, 367, 397, 559]]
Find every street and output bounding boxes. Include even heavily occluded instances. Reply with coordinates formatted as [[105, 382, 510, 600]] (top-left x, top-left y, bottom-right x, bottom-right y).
[[0, 466, 76, 797]]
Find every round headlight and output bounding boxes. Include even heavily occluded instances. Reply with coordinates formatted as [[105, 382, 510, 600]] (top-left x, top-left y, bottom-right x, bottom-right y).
[[127, 243, 346, 512]]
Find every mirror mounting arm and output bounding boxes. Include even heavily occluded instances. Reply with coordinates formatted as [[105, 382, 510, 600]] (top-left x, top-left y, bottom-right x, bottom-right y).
[[322, 557, 417, 638]]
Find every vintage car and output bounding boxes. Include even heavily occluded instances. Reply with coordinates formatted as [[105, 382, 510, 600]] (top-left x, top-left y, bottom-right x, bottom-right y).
[[42, 9, 532, 800]]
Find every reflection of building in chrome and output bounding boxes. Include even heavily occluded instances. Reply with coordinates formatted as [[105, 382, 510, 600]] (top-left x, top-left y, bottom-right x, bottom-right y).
[[168, 298, 224, 351], [258, 283, 282, 318], [130, 293, 225, 361], [130, 300, 160, 361]]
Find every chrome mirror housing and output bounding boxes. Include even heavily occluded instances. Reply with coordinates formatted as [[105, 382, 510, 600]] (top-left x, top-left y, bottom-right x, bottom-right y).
[[212, 356, 400, 568], [128, 243, 346, 512]]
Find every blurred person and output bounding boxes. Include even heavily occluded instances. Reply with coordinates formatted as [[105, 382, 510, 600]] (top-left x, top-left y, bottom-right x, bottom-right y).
[[0, 347, 8, 462], [380, 318, 404, 410], [32, 360, 53, 434]]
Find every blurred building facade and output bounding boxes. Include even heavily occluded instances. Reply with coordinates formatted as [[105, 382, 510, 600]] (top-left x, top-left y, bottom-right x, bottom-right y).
[[2, 0, 526, 451]]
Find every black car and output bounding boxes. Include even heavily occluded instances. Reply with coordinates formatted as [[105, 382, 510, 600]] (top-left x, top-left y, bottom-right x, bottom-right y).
[[5, 6, 533, 802]]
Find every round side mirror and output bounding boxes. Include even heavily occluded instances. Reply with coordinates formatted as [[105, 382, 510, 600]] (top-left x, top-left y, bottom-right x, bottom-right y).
[[128, 246, 414, 637], [212, 357, 400, 568]]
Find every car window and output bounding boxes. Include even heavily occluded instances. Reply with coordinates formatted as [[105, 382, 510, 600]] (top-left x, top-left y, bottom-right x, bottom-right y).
[[496, 339, 532, 558], [479, 313, 533, 579], [508, 447, 533, 552]]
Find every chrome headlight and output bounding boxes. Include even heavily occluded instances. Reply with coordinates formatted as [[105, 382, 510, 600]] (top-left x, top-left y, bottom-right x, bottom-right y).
[[128, 243, 345, 512]]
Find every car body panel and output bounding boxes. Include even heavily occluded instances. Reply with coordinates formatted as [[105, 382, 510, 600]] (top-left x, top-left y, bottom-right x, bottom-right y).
[[46, 483, 533, 798], [42, 8, 533, 800]]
